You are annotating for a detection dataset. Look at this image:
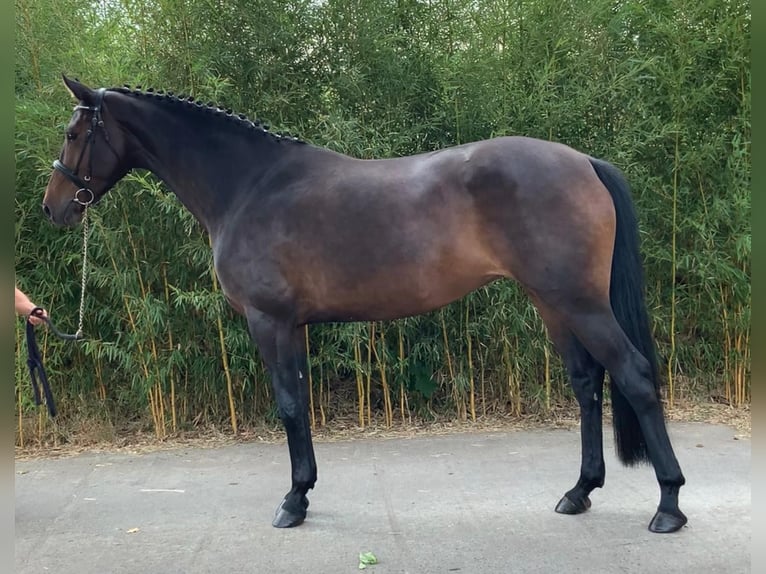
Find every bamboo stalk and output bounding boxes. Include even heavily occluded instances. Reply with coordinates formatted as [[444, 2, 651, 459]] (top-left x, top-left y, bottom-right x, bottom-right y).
[[39, 410, 46, 447], [162, 264, 177, 433], [183, 371, 189, 422], [319, 363, 326, 427], [305, 326, 316, 430], [371, 328, 393, 427], [18, 387, 24, 449], [366, 322, 375, 426], [667, 130, 680, 408], [207, 240, 237, 435], [544, 343, 551, 413], [516, 356, 522, 416], [149, 384, 164, 439], [478, 344, 487, 417], [720, 285, 731, 404], [170, 370, 177, 433], [215, 310, 237, 434], [95, 357, 106, 402], [149, 340, 165, 439], [250, 371, 256, 422], [440, 310, 455, 380], [400, 382, 407, 425], [158, 381, 166, 438], [123, 210, 147, 296], [735, 323, 745, 407], [502, 333, 514, 414], [503, 333, 522, 417], [738, 300, 748, 406], [398, 324, 407, 425], [16, 326, 25, 447], [157, 385, 165, 438], [150, 386, 159, 438], [148, 384, 157, 435], [441, 310, 463, 419], [354, 335, 365, 429], [742, 328, 750, 404], [465, 304, 476, 422]]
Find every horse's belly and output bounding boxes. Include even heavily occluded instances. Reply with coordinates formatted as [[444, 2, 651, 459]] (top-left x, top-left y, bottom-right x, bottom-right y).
[[300, 266, 504, 323]]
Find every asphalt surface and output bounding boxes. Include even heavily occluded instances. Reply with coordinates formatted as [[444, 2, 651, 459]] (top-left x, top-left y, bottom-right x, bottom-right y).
[[15, 422, 750, 574]]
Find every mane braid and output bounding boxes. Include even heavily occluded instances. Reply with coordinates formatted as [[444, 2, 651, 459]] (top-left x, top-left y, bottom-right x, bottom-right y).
[[110, 86, 304, 144]]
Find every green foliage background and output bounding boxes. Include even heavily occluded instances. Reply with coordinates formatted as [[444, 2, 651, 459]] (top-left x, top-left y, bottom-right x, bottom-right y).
[[14, 0, 750, 441]]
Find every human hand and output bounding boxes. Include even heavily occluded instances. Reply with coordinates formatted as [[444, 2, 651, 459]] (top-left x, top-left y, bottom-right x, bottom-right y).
[[27, 307, 48, 326], [15, 287, 48, 326]]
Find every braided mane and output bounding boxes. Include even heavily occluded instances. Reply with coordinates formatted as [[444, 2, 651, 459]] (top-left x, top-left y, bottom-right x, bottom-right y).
[[111, 85, 304, 144]]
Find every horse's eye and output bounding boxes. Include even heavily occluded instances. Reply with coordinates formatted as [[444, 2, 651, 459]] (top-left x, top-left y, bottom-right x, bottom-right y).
[[66, 132, 77, 141]]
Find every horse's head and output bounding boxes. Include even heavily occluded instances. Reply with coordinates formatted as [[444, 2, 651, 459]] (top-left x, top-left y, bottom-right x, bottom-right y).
[[43, 75, 130, 227]]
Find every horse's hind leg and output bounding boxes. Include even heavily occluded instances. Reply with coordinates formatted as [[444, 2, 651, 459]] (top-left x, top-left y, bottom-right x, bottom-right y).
[[562, 303, 687, 533], [246, 308, 316, 528], [535, 302, 606, 515]]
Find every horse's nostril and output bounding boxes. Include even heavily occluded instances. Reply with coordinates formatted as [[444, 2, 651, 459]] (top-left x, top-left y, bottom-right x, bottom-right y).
[[42, 203, 52, 219]]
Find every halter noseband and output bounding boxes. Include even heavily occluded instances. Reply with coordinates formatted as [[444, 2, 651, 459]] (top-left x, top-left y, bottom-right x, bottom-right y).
[[52, 87, 114, 206]]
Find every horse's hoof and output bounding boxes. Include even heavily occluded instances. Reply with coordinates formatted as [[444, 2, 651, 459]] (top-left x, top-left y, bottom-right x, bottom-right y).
[[272, 498, 307, 528], [555, 494, 591, 515], [648, 509, 687, 533]]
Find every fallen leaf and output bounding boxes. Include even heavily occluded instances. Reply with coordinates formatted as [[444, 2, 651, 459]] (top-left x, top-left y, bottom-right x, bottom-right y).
[[358, 551, 378, 569]]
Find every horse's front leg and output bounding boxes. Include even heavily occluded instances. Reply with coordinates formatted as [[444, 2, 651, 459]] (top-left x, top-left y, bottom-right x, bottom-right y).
[[246, 309, 316, 528]]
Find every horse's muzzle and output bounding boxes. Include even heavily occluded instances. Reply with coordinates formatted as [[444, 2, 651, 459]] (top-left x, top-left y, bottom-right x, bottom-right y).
[[42, 199, 84, 227]]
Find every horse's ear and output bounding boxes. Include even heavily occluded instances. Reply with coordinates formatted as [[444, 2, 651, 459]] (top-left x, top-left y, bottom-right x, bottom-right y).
[[62, 74, 95, 104]]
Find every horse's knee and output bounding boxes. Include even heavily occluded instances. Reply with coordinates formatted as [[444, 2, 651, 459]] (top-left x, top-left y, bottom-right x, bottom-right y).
[[571, 373, 601, 404], [277, 398, 304, 423], [569, 359, 605, 405]]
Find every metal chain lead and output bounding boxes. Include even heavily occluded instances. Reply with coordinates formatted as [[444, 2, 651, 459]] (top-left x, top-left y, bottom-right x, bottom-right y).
[[75, 207, 90, 339]]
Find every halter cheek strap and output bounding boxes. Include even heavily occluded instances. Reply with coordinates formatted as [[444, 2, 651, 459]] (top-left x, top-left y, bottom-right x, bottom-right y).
[[52, 87, 109, 205]]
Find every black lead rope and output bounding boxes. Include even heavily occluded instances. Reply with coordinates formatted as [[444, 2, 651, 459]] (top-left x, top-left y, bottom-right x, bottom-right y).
[[25, 307, 84, 418]]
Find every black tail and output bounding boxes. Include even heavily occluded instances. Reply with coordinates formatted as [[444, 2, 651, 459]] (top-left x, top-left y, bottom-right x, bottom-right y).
[[588, 157, 661, 466]]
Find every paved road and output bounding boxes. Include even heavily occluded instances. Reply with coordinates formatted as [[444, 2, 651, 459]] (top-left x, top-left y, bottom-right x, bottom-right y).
[[15, 422, 750, 574]]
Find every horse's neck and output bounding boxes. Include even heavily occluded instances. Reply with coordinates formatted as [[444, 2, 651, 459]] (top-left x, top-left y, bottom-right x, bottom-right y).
[[117, 98, 282, 234]]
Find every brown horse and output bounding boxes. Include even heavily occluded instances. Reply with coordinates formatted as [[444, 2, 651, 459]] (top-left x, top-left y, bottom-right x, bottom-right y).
[[43, 76, 686, 533]]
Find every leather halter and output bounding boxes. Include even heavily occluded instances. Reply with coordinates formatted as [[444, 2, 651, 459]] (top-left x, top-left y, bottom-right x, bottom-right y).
[[52, 88, 117, 205]]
